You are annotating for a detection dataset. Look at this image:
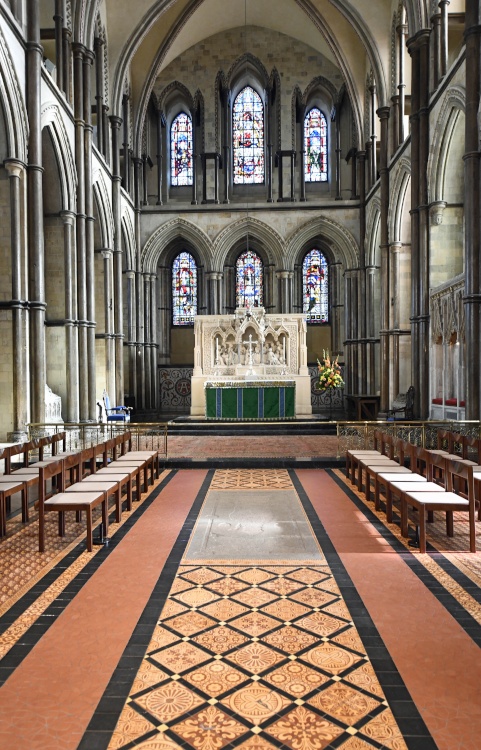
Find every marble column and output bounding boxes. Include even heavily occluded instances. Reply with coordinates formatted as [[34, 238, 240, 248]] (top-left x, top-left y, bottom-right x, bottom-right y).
[[366, 266, 378, 391], [126, 270, 137, 398], [330, 262, 343, 359], [62, 24, 71, 102], [377, 106, 390, 414], [101, 249, 115, 402], [335, 114, 342, 200], [157, 265, 170, 365], [61, 210, 79, 421], [150, 273, 158, 410], [431, 10, 441, 90], [54, 0, 64, 94], [84, 50, 97, 420], [397, 22, 407, 143], [144, 273, 152, 409], [277, 271, 291, 314], [440, 0, 450, 80], [206, 272, 221, 315], [357, 150, 367, 392], [463, 0, 481, 419], [94, 36, 104, 155], [110, 115, 124, 405], [5, 159, 28, 435], [156, 108, 163, 205], [27, 1, 46, 424], [390, 242, 402, 400], [369, 85, 377, 184]]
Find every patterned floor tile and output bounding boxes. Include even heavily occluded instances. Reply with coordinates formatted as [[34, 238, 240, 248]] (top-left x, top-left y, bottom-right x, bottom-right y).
[[301, 643, 364, 675], [206, 577, 250, 596], [172, 705, 248, 749], [307, 682, 382, 724], [265, 705, 345, 749], [232, 588, 278, 608], [192, 625, 249, 654], [285, 568, 330, 585], [262, 660, 329, 696], [174, 587, 219, 608], [337, 738, 378, 750], [220, 683, 290, 724], [226, 642, 285, 674], [295, 611, 346, 637], [134, 681, 204, 723], [209, 469, 293, 491], [260, 599, 310, 622], [235, 737, 278, 750], [331, 628, 366, 654], [134, 737, 184, 750], [263, 625, 319, 654], [344, 663, 386, 698], [323, 600, 352, 621], [235, 568, 276, 585], [131, 660, 169, 694], [290, 587, 337, 608], [164, 611, 217, 636], [200, 598, 249, 621], [108, 705, 157, 749], [150, 642, 210, 674], [182, 659, 248, 697], [260, 578, 304, 596], [160, 599, 189, 618], [147, 627, 180, 652], [359, 708, 408, 749], [181, 568, 222, 585], [229, 611, 280, 636]]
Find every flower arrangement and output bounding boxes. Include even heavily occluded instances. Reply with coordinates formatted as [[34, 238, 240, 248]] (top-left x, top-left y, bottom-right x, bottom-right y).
[[316, 349, 344, 390]]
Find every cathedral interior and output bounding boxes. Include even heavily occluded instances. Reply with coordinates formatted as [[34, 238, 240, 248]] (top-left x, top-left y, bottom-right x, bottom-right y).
[[0, 1, 481, 749]]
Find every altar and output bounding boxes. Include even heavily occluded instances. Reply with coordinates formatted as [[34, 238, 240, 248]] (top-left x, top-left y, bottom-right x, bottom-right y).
[[191, 307, 312, 419]]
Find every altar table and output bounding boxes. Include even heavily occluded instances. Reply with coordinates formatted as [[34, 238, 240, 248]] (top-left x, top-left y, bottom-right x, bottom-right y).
[[205, 380, 296, 420]]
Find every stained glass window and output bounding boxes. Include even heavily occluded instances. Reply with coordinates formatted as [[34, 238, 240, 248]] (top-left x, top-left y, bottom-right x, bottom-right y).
[[171, 112, 193, 186], [172, 251, 197, 325], [236, 250, 263, 308], [233, 86, 265, 184], [304, 108, 328, 182], [302, 248, 329, 323]]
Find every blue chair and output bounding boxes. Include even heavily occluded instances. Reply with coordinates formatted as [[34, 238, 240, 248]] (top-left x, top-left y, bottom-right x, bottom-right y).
[[103, 390, 131, 423]]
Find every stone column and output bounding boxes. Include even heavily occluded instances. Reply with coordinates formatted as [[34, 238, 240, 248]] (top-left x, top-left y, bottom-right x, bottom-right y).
[[377, 106, 390, 414], [222, 91, 230, 204], [366, 266, 378, 390], [126, 270, 137, 398], [440, 0, 450, 80], [144, 273, 152, 409], [277, 271, 291, 314], [27, 2, 46, 424], [390, 242, 402, 399], [94, 36, 104, 155], [122, 94, 130, 192], [431, 10, 441, 90], [370, 84, 377, 183], [463, 1, 481, 419], [5, 159, 28, 435], [110, 115, 124, 404], [61, 210, 79, 421], [101, 249, 115, 401], [206, 272, 220, 314], [54, 0, 64, 94], [156, 108, 163, 205], [357, 150, 367, 391], [62, 24, 71, 102], [397, 22, 407, 143], [142, 154, 149, 205], [335, 113, 342, 200], [150, 273, 158, 410], [330, 262, 343, 358], [408, 30, 431, 419], [84, 50, 97, 420]]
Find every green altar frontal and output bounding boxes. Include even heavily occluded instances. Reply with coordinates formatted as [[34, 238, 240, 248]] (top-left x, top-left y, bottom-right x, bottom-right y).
[[205, 380, 296, 420]]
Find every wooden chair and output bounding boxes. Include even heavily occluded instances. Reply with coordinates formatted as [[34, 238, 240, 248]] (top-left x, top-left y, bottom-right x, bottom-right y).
[[97, 438, 142, 501], [38, 459, 108, 553], [64, 448, 122, 523], [373, 438, 415, 511], [380, 447, 444, 524], [0, 446, 28, 535], [345, 429, 386, 484], [400, 456, 477, 553]]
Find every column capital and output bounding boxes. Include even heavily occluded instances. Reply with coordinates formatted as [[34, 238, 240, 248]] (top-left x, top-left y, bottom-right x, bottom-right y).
[[4, 158, 26, 178], [60, 209, 76, 225], [72, 41, 87, 58], [109, 115, 122, 130], [125, 270, 136, 280], [376, 106, 390, 120], [100, 249, 113, 260]]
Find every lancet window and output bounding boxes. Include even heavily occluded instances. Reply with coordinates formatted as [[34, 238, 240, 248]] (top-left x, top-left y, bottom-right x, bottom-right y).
[[172, 251, 197, 325], [302, 248, 329, 323], [171, 112, 193, 186], [304, 108, 328, 182], [236, 250, 263, 308], [233, 86, 265, 184]]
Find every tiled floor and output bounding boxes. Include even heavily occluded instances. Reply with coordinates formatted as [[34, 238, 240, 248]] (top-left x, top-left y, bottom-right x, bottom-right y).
[[1, 467, 481, 750]]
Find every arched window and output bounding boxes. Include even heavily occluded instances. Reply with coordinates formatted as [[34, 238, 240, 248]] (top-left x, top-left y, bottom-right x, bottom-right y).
[[172, 251, 197, 325], [236, 250, 263, 308], [233, 86, 264, 184], [304, 108, 328, 182], [302, 248, 329, 323], [171, 112, 193, 186]]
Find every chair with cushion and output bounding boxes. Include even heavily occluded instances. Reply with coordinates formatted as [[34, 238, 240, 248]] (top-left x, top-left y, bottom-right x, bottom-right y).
[[103, 390, 131, 423]]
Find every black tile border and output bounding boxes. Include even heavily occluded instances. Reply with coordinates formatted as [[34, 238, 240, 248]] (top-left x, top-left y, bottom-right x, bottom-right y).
[[327, 469, 481, 647], [0, 471, 178, 687], [290, 469, 439, 750], [77, 469, 215, 750]]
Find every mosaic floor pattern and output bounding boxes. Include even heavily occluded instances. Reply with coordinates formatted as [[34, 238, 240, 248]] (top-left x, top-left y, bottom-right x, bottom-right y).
[[108, 469, 407, 750]]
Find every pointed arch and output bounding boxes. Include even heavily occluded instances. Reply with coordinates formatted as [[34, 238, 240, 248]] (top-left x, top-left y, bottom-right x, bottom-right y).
[[92, 171, 114, 249], [285, 216, 359, 270], [428, 85, 465, 204], [142, 217, 212, 274], [389, 157, 411, 243], [213, 216, 284, 271], [0, 24, 28, 162], [41, 102, 77, 212]]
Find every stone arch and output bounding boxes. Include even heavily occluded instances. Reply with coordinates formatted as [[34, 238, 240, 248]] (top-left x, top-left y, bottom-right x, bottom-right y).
[[389, 157, 411, 243], [142, 217, 212, 274], [0, 24, 28, 162], [121, 209, 136, 272], [285, 216, 359, 271], [365, 197, 382, 268], [213, 217, 284, 272], [92, 170, 114, 249], [428, 85, 465, 204], [41, 102, 77, 212]]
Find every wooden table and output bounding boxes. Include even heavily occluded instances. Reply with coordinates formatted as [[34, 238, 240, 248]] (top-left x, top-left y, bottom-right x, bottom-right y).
[[345, 394, 380, 421]]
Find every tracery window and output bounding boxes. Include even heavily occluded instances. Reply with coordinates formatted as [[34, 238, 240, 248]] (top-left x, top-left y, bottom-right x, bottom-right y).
[[304, 108, 328, 183], [236, 250, 263, 308], [302, 248, 329, 323], [171, 112, 193, 186], [233, 86, 264, 184], [172, 251, 197, 325]]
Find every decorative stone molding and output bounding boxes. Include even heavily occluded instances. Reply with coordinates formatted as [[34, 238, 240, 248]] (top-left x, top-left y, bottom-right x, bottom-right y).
[[41, 101, 77, 211], [0, 24, 29, 162], [430, 277, 465, 343], [213, 216, 284, 271], [388, 157, 411, 242], [286, 215, 359, 269], [142, 217, 212, 273], [429, 200, 447, 226]]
